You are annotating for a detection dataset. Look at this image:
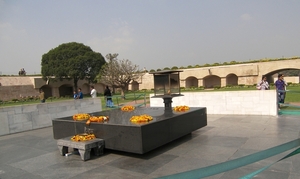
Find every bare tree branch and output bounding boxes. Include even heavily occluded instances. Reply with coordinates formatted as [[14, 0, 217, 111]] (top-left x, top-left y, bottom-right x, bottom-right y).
[[97, 54, 144, 95]]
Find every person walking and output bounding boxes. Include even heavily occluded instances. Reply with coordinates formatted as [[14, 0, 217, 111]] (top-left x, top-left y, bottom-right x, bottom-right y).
[[275, 74, 286, 109], [39, 89, 45, 103], [104, 86, 113, 107], [90, 86, 97, 98], [256, 75, 270, 90], [77, 88, 83, 99], [73, 91, 78, 99], [282, 75, 288, 103]]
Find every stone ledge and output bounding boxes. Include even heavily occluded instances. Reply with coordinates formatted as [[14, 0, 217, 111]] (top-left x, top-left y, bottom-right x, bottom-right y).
[[0, 98, 102, 136], [150, 90, 278, 116], [57, 138, 104, 161]]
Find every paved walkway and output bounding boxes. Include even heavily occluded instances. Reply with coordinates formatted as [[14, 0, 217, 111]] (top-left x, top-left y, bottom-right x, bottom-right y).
[[0, 114, 300, 179]]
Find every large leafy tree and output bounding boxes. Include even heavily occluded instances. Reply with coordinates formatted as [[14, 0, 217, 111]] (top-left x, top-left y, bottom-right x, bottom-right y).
[[41, 42, 106, 89], [98, 53, 143, 96]]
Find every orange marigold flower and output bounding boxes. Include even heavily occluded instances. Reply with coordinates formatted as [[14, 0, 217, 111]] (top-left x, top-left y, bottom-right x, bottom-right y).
[[121, 105, 135, 112], [173, 105, 190, 112]]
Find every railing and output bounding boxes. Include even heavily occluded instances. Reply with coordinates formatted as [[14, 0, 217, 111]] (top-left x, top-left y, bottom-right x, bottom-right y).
[[104, 93, 148, 108]]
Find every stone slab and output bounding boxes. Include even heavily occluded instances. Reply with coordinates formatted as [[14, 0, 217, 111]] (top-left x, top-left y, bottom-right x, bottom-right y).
[[52, 107, 207, 154], [57, 137, 104, 161]]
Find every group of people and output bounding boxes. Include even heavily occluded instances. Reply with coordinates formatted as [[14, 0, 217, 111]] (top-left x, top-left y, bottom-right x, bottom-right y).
[[38, 84, 114, 108], [256, 74, 287, 109], [73, 88, 83, 99], [18, 68, 26, 76], [73, 86, 97, 99], [73, 85, 113, 107]]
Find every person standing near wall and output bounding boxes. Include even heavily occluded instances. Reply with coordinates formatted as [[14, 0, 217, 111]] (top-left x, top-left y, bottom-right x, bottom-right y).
[[104, 86, 113, 107], [77, 88, 83, 99], [275, 74, 286, 109], [39, 89, 45, 103], [256, 75, 269, 90], [90, 86, 97, 98], [282, 75, 288, 103], [73, 91, 78, 99]]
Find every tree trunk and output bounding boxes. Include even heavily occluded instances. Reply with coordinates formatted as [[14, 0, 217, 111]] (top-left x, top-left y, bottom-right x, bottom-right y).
[[120, 89, 125, 100], [120, 84, 129, 100], [73, 78, 78, 92]]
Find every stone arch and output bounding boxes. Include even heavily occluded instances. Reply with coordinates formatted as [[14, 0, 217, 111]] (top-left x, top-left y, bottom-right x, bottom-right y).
[[261, 68, 300, 84], [185, 76, 198, 88], [40, 85, 52, 99], [203, 75, 221, 88], [226, 73, 238, 86], [80, 83, 90, 95], [131, 81, 139, 91], [59, 84, 73, 98]]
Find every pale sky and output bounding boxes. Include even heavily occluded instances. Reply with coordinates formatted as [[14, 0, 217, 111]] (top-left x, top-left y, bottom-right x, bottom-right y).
[[1, 0, 300, 75]]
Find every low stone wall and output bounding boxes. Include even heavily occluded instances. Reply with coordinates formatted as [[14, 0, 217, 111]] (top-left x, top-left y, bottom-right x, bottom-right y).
[[0, 85, 39, 101], [0, 98, 102, 136], [150, 90, 278, 116]]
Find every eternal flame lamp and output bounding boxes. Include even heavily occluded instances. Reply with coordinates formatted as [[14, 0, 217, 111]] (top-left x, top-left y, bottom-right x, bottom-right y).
[[149, 70, 183, 111]]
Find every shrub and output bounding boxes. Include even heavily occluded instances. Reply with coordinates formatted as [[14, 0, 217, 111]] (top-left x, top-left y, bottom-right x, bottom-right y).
[[213, 85, 221, 89]]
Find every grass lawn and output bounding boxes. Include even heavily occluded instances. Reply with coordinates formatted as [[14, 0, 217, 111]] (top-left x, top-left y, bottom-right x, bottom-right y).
[[1, 86, 300, 111]]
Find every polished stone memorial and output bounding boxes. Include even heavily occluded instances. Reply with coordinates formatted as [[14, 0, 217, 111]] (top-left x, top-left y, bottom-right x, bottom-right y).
[[52, 107, 207, 154]]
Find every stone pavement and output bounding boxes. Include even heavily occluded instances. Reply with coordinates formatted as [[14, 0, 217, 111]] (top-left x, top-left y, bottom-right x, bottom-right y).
[[0, 114, 300, 179]]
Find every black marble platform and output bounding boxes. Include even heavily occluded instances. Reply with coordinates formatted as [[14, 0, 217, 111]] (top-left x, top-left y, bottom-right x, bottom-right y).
[[52, 107, 207, 154]]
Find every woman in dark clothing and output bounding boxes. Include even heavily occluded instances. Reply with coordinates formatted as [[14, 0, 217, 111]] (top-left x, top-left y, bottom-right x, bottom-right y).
[[104, 86, 113, 107]]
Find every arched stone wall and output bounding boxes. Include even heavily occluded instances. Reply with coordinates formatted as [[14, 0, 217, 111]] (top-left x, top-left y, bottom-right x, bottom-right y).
[[59, 84, 73, 98], [203, 75, 221, 88], [226, 74, 238, 86], [40, 85, 52, 99], [131, 81, 139, 91], [80, 83, 90, 95], [185, 76, 198, 88], [262, 68, 300, 84]]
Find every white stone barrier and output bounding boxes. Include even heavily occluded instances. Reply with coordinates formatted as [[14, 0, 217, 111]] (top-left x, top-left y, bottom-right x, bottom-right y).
[[150, 90, 278, 116], [0, 98, 102, 136]]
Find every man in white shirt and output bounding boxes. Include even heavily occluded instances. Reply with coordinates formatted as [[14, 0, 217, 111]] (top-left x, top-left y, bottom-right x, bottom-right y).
[[90, 85, 97, 98]]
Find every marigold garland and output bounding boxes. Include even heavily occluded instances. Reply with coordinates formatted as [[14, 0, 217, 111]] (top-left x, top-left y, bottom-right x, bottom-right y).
[[72, 113, 90, 121], [121, 105, 135, 112], [71, 134, 96, 142], [86, 116, 109, 125], [130, 114, 153, 123], [173, 105, 190, 112]]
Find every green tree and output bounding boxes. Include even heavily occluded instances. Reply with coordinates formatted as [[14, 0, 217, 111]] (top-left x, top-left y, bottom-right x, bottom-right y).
[[41, 42, 105, 90], [97, 53, 143, 97]]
